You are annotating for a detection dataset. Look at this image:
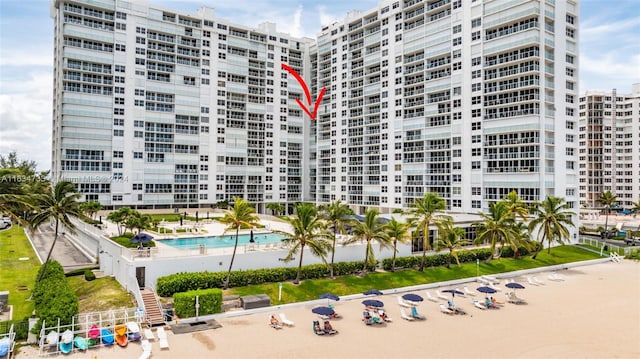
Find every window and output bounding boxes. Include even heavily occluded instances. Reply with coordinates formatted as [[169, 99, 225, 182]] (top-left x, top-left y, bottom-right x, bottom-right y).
[[472, 57, 481, 66], [453, 37, 462, 46], [472, 18, 481, 28], [453, 24, 461, 34], [472, 31, 481, 41]]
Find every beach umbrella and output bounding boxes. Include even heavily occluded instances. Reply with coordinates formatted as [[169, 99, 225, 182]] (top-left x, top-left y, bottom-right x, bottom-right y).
[[363, 289, 383, 296], [362, 299, 384, 308], [505, 282, 525, 293], [476, 286, 497, 294], [401, 293, 423, 303], [195, 211, 199, 223], [319, 293, 340, 301], [442, 289, 465, 298], [311, 306, 335, 316], [131, 232, 153, 243]]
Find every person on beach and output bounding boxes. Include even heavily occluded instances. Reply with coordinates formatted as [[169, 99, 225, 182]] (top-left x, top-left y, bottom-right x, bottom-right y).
[[323, 321, 337, 334], [270, 315, 283, 329]]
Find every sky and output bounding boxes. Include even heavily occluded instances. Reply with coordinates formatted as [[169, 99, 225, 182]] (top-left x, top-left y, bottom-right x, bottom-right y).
[[0, 0, 638, 171]]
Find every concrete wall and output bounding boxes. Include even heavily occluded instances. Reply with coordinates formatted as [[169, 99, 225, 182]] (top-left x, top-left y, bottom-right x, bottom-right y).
[[67, 220, 414, 299]]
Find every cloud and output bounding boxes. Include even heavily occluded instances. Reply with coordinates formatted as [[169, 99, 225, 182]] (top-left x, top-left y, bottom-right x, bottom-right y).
[[580, 53, 640, 93], [0, 71, 53, 171]]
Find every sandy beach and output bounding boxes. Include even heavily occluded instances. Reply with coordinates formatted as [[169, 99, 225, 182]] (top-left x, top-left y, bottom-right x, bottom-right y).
[[17, 260, 640, 359]]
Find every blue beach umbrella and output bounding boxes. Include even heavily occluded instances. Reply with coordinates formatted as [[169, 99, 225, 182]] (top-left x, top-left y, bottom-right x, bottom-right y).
[[476, 286, 497, 294], [131, 232, 153, 243], [311, 307, 335, 316], [505, 283, 525, 290], [442, 289, 465, 297], [401, 293, 423, 302], [363, 289, 383, 296], [319, 293, 340, 301], [362, 299, 384, 308]]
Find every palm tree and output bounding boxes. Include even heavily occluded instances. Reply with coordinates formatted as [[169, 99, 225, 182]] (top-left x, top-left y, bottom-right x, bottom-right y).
[[319, 200, 353, 277], [407, 192, 446, 271], [80, 201, 102, 220], [474, 201, 515, 262], [277, 203, 330, 284], [508, 221, 532, 259], [27, 181, 83, 282], [597, 191, 617, 236], [107, 207, 134, 236], [219, 197, 259, 289], [266, 202, 284, 216], [502, 190, 529, 221], [343, 209, 391, 273], [385, 218, 410, 272], [528, 196, 575, 258], [631, 200, 640, 218], [435, 217, 466, 268]]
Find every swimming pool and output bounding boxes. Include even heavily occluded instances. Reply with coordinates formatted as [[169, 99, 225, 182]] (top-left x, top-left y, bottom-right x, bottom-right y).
[[160, 232, 285, 250]]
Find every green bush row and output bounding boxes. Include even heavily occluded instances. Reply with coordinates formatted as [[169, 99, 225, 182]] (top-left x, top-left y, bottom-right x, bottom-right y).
[[84, 269, 96, 281], [173, 288, 222, 318], [156, 260, 374, 297], [110, 232, 157, 249], [64, 266, 99, 277], [31, 261, 79, 333], [381, 244, 540, 270], [0, 318, 29, 341]]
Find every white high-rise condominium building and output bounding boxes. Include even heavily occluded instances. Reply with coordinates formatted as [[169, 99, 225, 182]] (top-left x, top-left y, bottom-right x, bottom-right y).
[[309, 0, 579, 215], [579, 84, 640, 209], [51, 0, 313, 212], [51, 0, 580, 218]]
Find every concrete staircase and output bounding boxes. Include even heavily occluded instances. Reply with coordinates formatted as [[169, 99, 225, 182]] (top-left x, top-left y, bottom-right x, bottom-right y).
[[140, 288, 165, 326]]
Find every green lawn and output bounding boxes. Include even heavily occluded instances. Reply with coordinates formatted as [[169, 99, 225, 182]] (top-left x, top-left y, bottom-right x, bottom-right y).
[[0, 225, 40, 319], [68, 276, 135, 313], [228, 245, 601, 304]]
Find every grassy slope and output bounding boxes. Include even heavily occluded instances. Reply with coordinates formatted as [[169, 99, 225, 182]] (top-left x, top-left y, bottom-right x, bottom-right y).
[[228, 245, 602, 305], [0, 225, 40, 319], [68, 276, 135, 313]]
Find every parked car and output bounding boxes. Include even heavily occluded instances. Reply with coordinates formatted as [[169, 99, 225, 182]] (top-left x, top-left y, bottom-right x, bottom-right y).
[[0, 218, 11, 230], [624, 237, 640, 246]]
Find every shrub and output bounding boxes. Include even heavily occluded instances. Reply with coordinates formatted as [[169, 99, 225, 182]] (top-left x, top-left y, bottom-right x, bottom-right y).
[[84, 270, 96, 281], [173, 288, 223, 318], [156, 260, 369, 297], [381, 248, 493, 270], [65, 266, 99, 277], [31, 260, 79, 334]]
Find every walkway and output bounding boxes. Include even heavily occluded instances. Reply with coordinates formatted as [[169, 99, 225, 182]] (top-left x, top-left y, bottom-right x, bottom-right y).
[[28, 224, 94, 271]]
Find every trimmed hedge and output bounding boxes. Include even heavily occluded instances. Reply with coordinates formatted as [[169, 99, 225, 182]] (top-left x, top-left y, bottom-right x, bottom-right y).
[[173, 288, 222, 318], [381, 244, 541, 270], [31, 261, 79, 333], [84, 269, 96, 281], [65, 266, 99, 277], [156, 260, 375, 297]]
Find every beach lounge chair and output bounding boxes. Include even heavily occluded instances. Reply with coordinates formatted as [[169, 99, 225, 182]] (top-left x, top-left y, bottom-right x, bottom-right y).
[[472, 299, 487, 310], [312, 320, 325, 335], [533, 276, 545, 285], [143, 328, 155, 341], [439, 304, 454, 315], [505, 292, 527, 305], [436, 290, 449, 301], [455, 287, 466, 297], [410, 306, 426, 320], [138, 339, 152, 359], [483, 275, 499, 284], [425, 291, 438, 302], [362, 310, 374, 325], [527, 276, 539, 286], [157, 327, 169, 349], [463, 286, 475, 296], [548, 273, 564, 281], [400, 308, 415, 321], [397, 296, 412, 308], [279, 313, 295, 327], [488, 283, 501, 292]]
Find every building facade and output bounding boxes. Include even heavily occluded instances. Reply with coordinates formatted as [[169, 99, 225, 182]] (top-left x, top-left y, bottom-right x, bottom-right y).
[[579, 84, 640, 209], [51, 0, 580, 218], [51, 0, 313, 213]]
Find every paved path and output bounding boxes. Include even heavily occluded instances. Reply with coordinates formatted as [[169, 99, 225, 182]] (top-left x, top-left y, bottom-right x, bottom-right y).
[[28, 224, 94, 271]]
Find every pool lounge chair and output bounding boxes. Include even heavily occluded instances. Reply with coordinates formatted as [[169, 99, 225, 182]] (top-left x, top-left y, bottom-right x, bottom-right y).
[[279, 313, 295, 327], [400, 308, 415, 321], [157, 327, 169, 349]]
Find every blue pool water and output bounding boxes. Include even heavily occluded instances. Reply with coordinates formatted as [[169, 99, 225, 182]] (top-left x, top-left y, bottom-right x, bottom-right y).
[[161, 232, 285, 249]]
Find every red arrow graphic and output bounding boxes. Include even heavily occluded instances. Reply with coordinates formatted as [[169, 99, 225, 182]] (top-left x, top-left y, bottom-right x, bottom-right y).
[[281, 63, 326, 121]]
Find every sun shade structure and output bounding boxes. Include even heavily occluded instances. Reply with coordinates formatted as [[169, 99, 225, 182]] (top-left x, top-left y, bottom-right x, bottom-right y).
[[363, 289, 383, 296], [362, 299, 384, 308], [131, 232, 154, 243], [401, 293, 423, 302], [476, 286, 497, 294], [311, 307, 335, 316]]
